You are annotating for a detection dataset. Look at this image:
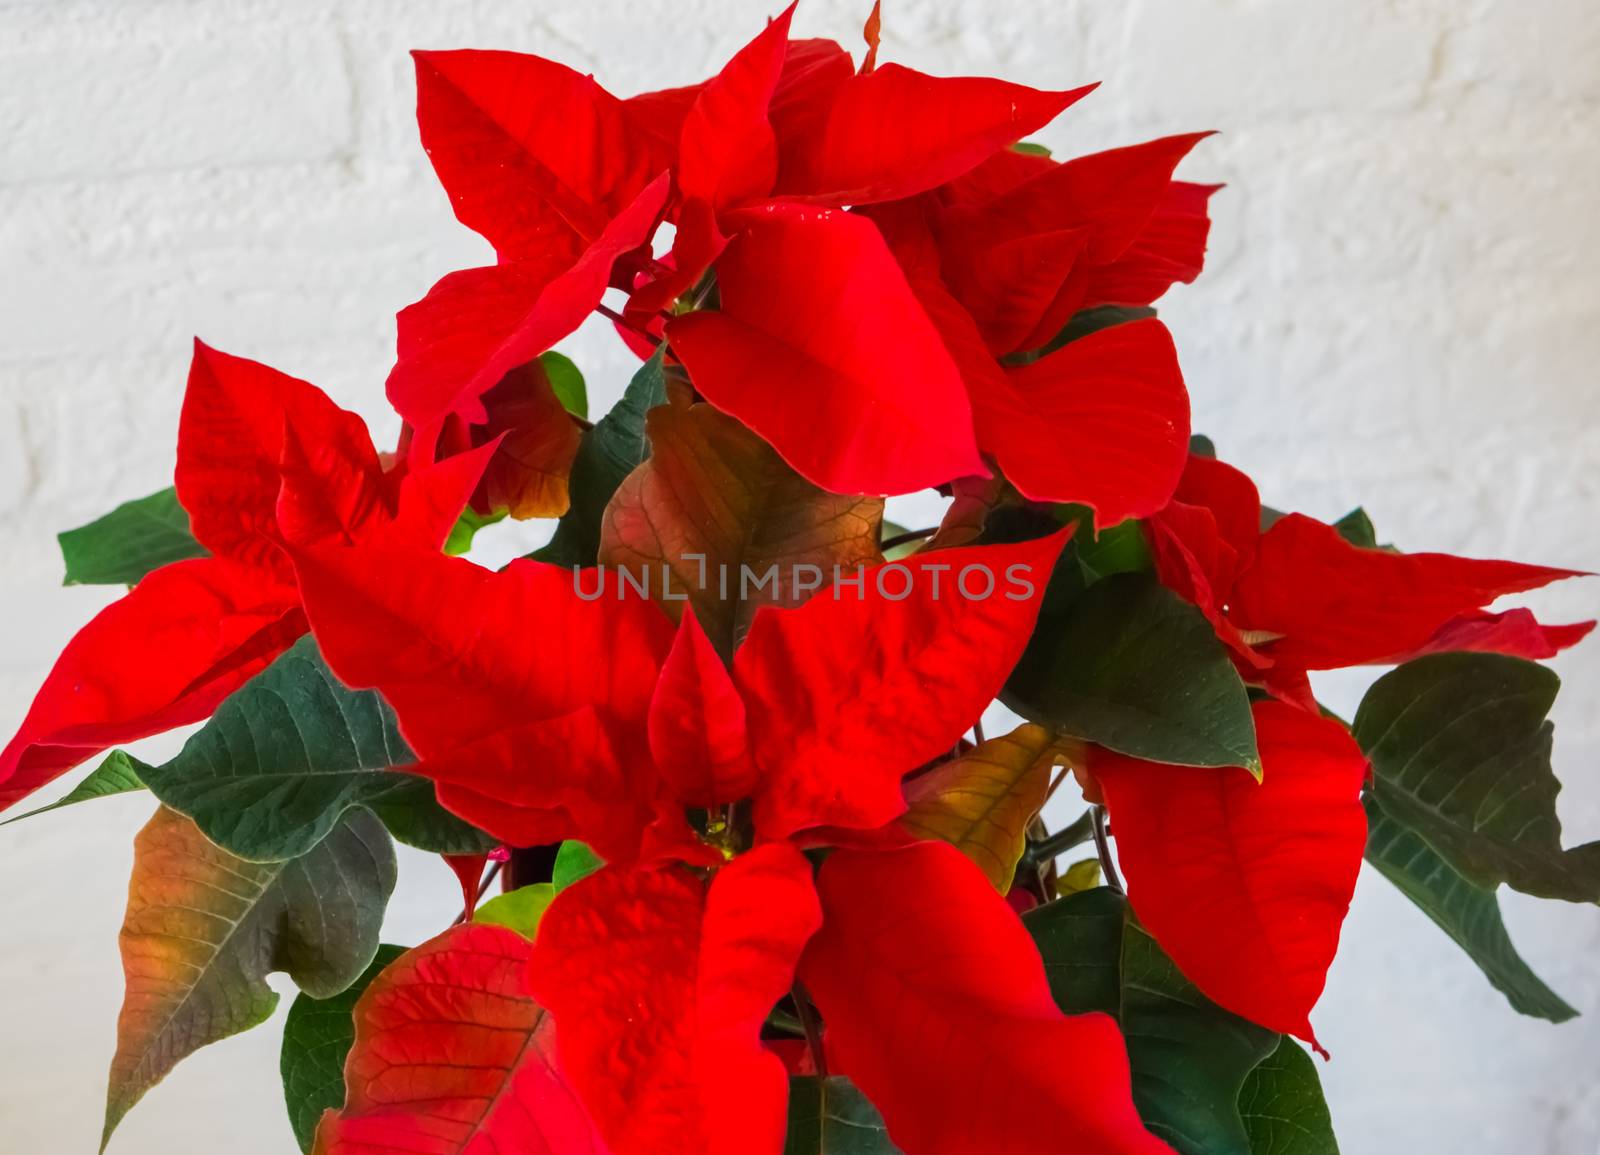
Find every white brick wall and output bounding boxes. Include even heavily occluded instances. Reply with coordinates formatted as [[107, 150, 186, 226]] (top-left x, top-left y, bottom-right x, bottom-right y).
[[1, 1, 1596, 1151]]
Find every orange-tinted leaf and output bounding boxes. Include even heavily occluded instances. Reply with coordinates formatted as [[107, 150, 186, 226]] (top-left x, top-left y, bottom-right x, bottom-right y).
[[468, 362, 582, 519], [599, 401, 883, 656], [892, 723, 1059, 891], [105, 807, 395, 1147], [312, 923, 607, 1155]]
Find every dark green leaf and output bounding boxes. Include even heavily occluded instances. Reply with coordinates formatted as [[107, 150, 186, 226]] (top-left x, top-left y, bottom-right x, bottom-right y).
[[1074, 517, 1154, 584], [138, 636, 493, 862], [1121, 916, 1278, 1155], [1026, 889, 1284, 1155], [279, 944, 406, 1153], [1354, 653, 1600, 901], [1012, 305, 1158, 364], [1021, 886, 1124, 1016], [540, 350, 588, 418], [1238, 1038, 1340, 1155], [552, 840, 604, 891], [1, 750, 145, 826], [785, 1076, 902, 1154], [1363, 793, 1576, 1022], [1189, 434, 1217, 458], [1330, 508, 1377, 549], [58, 487, 206, 586], [532, 349, 667, 567], [1004, 572, 1260, 773]]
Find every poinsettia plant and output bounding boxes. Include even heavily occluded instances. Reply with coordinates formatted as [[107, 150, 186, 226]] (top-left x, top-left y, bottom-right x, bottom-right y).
[[5, 4, 1595, 1153]]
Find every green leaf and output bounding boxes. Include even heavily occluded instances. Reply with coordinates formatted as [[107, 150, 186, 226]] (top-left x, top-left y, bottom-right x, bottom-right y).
[[444, 505, 507, 556], [1189, 434, 1217, 458], [1010, 305, 1158, 364], [532, 348, 667, 567], [1121, 916, 1278, 1155], [1026, 889, 1288, 1155], [1363, 793, 1576, 1022], [552, 840, 604, 891], [1, 750, 145, 826], [138, 635, 493, 862], [785, 1076, 903, 1154], [58, 487, 206, 586], [1004, 572, 1260, 773], [1238, 1038, 1340, 1155], [1022, 886, 1124, 1017], [475, 883, 556, 937], [104, 806, 395, 1148], [1011, 140, 1052, 157], [279, 944, 406, 1153], [1330, 508, 1377, 549], [540, 350, 588, 418], [1354, 653, 1600, 902], [1073, 516, 1154, 584]]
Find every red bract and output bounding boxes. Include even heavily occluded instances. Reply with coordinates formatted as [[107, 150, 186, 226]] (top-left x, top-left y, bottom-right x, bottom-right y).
[[1148, 451, 1590, 695], [1092, 701, 1370, 1048], [800, 842, 1175, 1155], [528, 844, 821, 1155], [312, 924, 608, 1155], [0, 343, 485, 810], [669, 204, 985, 496]]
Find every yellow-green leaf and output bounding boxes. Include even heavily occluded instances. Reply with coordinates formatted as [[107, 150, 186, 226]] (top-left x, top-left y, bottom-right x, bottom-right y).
[[896, 723, 1059, 891]]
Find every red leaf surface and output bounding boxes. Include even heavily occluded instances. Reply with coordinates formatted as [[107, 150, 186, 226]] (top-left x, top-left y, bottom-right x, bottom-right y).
[[774, 63, 1095, 205], [529, 844, 821, 1155], [735, 532, 1068, 838], [648, 611, 755, 807], [413, 49, 669, 261], [668, 204, 983, 496], [312, 923, 609, 1155], [291, 544, 675, 854], [1084, 180, 1220, 307], [177, 341, 382, 576], [800, 842, 1172, 1155], [987, 317, 1190, 523], [1401, 607, 1596, 662], [389, 175, 669, 463], [0, 559, 303, 809], [676, 5, 793, 212], [1092, 701, 1370, 1044], [293, 544, 669, 750], [1230, 512, 1583, 669]]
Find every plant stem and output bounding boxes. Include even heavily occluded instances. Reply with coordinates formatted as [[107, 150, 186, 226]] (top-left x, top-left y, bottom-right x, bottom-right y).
[[880, 526, 936, 551], [1023, 810, 1095, 870], [451, 860, 503, 926], [593, 302, 662, 347], [1091, 805, 1124, 893], [791, 980, 829, 1077]]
